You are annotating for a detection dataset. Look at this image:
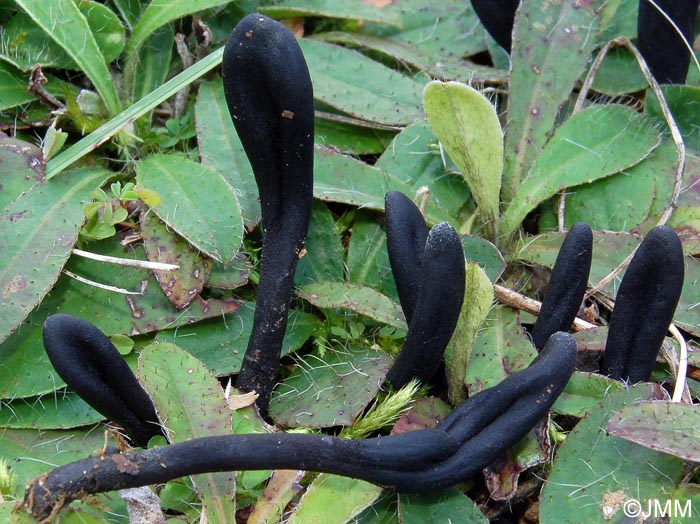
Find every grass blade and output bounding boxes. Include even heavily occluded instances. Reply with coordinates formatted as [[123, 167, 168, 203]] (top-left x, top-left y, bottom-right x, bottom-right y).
[[14, 0, 122, 115]]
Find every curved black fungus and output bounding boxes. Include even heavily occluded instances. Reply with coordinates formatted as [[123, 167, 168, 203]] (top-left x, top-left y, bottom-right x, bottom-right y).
[[637, 0, 699, 84], [470, 0, 520, 52], [602, 225, 684, 383], [385, 191, 429, 324], [530, 222, 592, 350], [386, 222, 466, 388], [42, 314, 162, 447], [23, 332, 576, 521], [222, 14, 314, 415]]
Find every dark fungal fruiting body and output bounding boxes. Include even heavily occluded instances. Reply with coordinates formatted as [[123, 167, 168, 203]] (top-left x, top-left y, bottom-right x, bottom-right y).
[[602, 225, 684, 383], [637, 0, 700, 84], [222, 14, 314, 415], [530, 222, 592, 350], [384, 191, 429, 324], [24, 331, 576, 521], [385, 221, 466, 389], [42, 314, 163, 447], [470, 0, 520, 52]]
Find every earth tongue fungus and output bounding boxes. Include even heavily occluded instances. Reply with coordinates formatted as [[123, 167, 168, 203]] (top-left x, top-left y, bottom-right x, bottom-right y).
[[602, 225, 685, 383], [20, 24, 689, 520], [469, 0, 520, 52], [384, 191, 465, 388], [24, 318, 576, 521], [472, 0, 699, 85], [530, 222, 592, 350], [637, 0, 699, 84], [222, 14, 314, 417], [384, 191, 429, 325], [42, 314, 163, 448]]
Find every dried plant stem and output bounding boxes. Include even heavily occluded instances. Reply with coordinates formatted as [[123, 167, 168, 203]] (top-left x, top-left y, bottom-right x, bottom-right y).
[[579, 37, 685, 301], [493, 284, 595, 332], [72, 248, 179, 271], [62, 270, 142, 295], [668, 323, 690, 403]]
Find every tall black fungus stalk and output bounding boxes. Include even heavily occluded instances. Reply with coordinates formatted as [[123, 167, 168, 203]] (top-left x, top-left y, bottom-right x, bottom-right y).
[[23, 330, 576, 522], [384, 191, 429, 325], [222, 14, 314, 416], [42, 314, 163, 447], [384, 192, 466, 388], [530, 222, 592, 350], [637, 0, 699, 84], [602, 225, 684, 382], [470, 0, 520, 51]]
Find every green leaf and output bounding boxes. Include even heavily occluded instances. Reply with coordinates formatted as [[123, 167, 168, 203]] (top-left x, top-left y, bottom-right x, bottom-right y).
[[354, 492, 399, 524], [136, 154, 243, 263], [141, 212, 213, 311], [13, 0, 122, 115], [346, 213, 398, 302], [501, 105, 661, 237], [0, 135, 44, 210], [78, 1, 126, 64], [47, 47, 224, 179], [153, 303, 318, 377], [315, 116, 396, 155], [139, 342, 235, 524], [446, 263, 493, 405], [0, 427, 123, 501], [0, 166, 108, 344], [298, 282, 407, 330], [295, 201, 344, 285], [0, 503, 110, 524], [195, 80, 261, 227], [647, 85, 700, 152], [268, 346, 393, 428], [552, 372, 623, 418], [556, 137, 677, 232], [124, 0, 230, 68], [589, 47, 647, 96], [318, 31, 506, 84], [0, 391, 101, 430], [207, 255, 251, 290], [423, 80, 503, 240], [33, 239, 241, 336], [313, 148, 413, 217], [0, 325, 58, 398], [465, 306, 537, 394], [540, 384, 685, 524], [397, 488, 488, 524], [287, 474, 382, 524], [502, 0, 601, 203], [357, 0, 487, 59], [299, 38, 424, 126], [1, 2, 125, 71], [131, 24, 174, 106], [0, 62, 36, 111], [607, 401, 700, 461], [260, 0, 402, 26], [374, 121, 474, 227], [460, 235, 505, 283]]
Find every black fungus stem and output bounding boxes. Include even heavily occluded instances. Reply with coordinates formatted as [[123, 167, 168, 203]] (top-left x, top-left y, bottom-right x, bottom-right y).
[[385, 191, 430, 324], [222, 14, 314, 415], [530, 222, 592, 350], [23, 332, 575, 522], [386, 221, 466, 388], [637, 0, 699, 84], [42, 314, 163, 448], [602, 225, 684, 382], [470, 0, 520, 52]]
